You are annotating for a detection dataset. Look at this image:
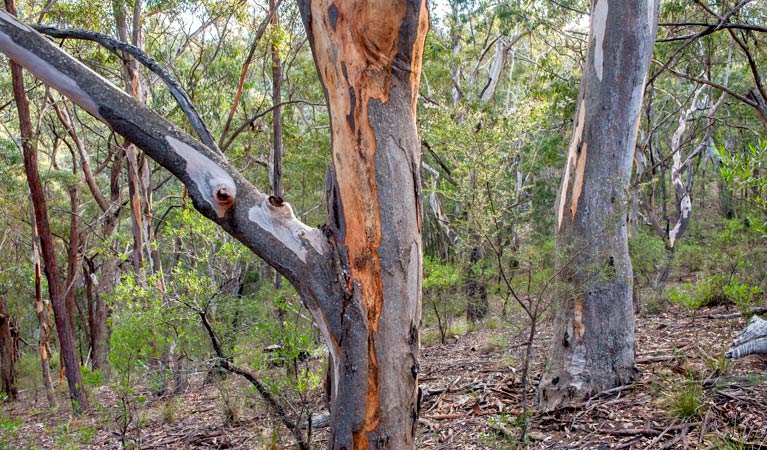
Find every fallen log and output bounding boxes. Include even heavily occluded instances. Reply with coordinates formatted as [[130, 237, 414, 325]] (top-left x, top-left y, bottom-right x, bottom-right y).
[[726, 315, 767, 359]]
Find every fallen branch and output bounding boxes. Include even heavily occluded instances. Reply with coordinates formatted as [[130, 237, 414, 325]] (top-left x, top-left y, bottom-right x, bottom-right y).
[[702, 307, 767, 320], [603, 422, 700, 437], [636, 355, 682, 364], [198, 310, 310, 450]]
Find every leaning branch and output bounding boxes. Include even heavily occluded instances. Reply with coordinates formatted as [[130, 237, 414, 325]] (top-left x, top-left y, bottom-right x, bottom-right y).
[[0, 10, 328, 286], [651, 60, 757, 108], [31, 24, 221, 155], [657, 22, 767, 42]]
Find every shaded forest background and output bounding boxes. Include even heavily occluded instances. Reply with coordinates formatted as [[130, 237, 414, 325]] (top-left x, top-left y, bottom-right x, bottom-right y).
[[1, 0, 766, 448]]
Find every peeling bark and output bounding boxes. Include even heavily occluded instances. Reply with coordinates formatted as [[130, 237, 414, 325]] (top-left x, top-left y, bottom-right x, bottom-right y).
[[540, 0, 659, 411], [32, 218, 56, 407], [299, 0, 427, 446]]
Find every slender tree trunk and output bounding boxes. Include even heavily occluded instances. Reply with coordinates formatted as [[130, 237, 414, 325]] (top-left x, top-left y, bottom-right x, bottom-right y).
[[7, 0, 88, 411], [539, 0, 658, 411], [64, 184, 82, 346], [465, 244, 488, 322], [114, 0, 146, 274], [270, 0, 283, 202], [32, 219, 56, 407], [270, 0, 284, 291], [84, 256, 117, 372], [0, 294, 17, 401]]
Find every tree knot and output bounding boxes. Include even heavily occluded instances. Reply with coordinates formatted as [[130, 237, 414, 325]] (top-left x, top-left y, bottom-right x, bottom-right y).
[[268, 195, 285, 207], [214, 185, 235, 212]]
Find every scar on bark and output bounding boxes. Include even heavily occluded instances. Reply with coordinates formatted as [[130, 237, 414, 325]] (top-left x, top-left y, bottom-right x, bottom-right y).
[[573, 298, 584, 339], [214, 186, 235, 212]]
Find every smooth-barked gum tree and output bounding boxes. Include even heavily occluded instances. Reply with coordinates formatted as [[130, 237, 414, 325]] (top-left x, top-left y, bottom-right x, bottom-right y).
[[538, 0, 659, 411]]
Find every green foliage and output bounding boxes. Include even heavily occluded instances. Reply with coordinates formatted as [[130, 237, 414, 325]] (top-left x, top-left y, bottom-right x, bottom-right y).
[[0, 415, 22, 449], [424, 256, 461, 290], [629, 228, 666, 286], [718, 142, 767, 232], [81, 367, 104, 388], [668, 274, 761, 311], [160, 397, 182, 424], [245, 284, 322, 396], [423, 257, 465, 343]]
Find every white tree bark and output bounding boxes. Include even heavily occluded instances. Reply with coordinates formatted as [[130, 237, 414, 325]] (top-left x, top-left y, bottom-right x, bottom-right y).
[[726, 316, 767, 359]]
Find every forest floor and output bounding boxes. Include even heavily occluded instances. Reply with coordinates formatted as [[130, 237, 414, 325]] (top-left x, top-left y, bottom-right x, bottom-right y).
[[2, 303, 766, 450]]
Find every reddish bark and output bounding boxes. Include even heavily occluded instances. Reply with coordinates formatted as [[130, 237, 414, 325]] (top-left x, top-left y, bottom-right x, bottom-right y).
[[6, 0, 88, 413], [0, 295, 17, 401]]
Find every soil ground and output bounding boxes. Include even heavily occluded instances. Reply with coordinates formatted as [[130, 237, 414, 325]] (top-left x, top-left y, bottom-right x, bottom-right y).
[[2, 304, 766, 449]]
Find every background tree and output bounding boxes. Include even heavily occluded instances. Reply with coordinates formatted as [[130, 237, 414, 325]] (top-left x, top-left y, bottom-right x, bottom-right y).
[[538, 0, 659, 410]]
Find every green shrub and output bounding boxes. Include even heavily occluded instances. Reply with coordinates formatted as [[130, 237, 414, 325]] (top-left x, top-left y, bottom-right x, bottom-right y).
[[668, 274, 762, 311], [666, 377, 705, 421], [629, 228, 666, 286], [0, 415, 21, 449]]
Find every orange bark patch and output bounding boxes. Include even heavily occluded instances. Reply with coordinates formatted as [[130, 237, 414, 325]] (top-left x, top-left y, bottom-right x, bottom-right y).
[[570, 142, 588, 220], [352, 334, 381, 449], [309, 0, 407, 332], [409, 0, 429, 112], [573, 298, 585, 339], [308, 1, 416, 446]]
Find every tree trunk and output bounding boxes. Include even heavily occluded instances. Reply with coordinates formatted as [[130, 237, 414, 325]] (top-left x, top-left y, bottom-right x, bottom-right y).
[[49, 98, 122, 372], [0, 294, 17, 401], [270, 0, 283, 201], [298, 2, 428, 446], [32, 218, 56, 407], [539, 0, 658, 411], [84, 257, 117, 372], [465, 244, 488, 322], [64, 184, 82, 348], [6, 0, 88, 411], [0, 0, 428, 444]]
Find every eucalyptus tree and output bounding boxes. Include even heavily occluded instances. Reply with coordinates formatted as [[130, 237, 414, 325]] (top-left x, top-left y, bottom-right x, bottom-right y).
[[538, 0, 659, 410], [0, 0, 428, 447]]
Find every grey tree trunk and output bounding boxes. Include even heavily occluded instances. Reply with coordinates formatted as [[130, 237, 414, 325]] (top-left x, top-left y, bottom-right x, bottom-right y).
[[538, 0, 659, 411], [0, 1, 428, 446]]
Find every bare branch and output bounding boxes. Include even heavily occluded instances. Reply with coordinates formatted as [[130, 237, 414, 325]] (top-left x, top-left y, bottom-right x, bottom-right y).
[[197, 308, 309, 450], [221, 100, 324, 153], [219, 0, 286, 149], [651, 59, 757, 108], [31, 23, 221, 155]]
